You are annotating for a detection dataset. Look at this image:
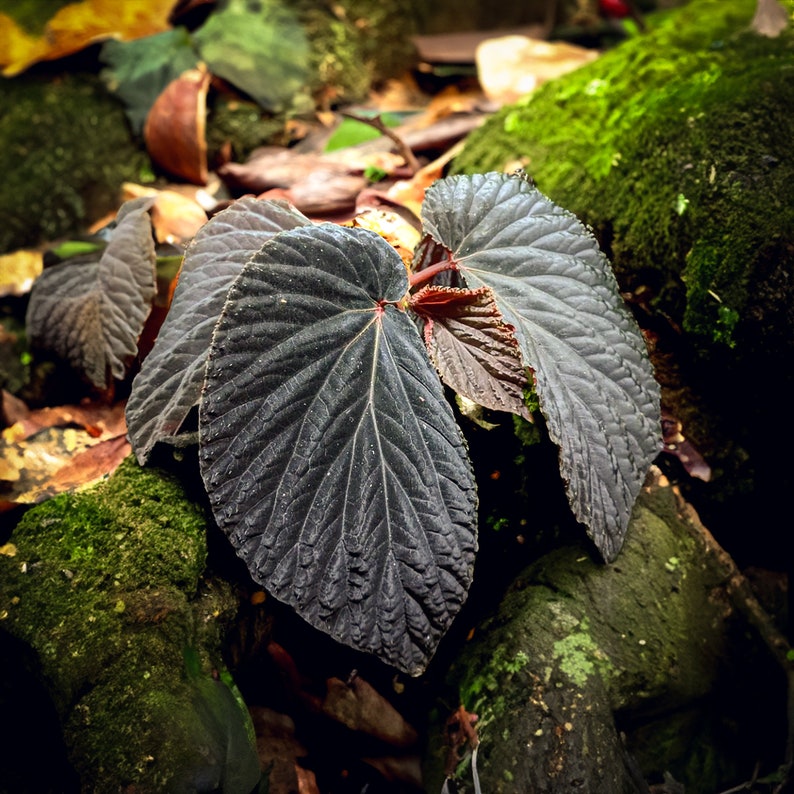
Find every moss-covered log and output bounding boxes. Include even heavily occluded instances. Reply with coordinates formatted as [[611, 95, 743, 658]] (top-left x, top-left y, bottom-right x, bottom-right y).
[[424, 471, 786, 793]]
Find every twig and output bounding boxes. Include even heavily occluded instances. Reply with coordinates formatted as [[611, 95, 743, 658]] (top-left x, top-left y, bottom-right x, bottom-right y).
[[341, 110, 422, 175]]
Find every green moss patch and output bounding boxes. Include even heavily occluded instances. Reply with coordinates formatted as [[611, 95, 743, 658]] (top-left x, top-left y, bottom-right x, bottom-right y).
[[453, 0, 794, 352], [0, 457, 258, 791], [0, 73, 149, 255]]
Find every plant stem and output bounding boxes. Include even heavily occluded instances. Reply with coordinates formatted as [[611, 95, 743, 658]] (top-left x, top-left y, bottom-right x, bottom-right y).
[[408, 258, 457, 290]]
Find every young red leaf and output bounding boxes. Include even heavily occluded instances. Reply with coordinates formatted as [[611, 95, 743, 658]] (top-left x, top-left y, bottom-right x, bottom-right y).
[[411, 284, 531, 419]]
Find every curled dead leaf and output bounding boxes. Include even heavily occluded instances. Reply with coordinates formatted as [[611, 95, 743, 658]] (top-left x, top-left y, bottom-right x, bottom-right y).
[[122, 183, 208, 244], [144, 65, 210, 185]]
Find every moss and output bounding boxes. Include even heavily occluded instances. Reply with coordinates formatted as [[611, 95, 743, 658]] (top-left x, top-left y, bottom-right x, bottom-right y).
[[206, 97, 286, 164], [551, 618, 614, 687], [453, 0, 794, 351], [0, 73, 150, 255], [0, 457, 257, 791], [296, 0, 418, 104]]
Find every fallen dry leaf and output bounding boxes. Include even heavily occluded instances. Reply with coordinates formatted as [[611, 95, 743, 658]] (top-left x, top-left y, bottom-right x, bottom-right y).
[[144, 64, 211, 185], [321, 674, 418, 749], [0, 396, 131, 508], [219, 149, 358, 194], [1, 393, 128, 442], [662, 413, 711, 482], [349, 208, 422, 268], [0, 0, 174, 76], [360, 754, 423, 788], [39, 435, 131, 498], [249, 706, 320, 794], [0, 249, 43, 298], [751, 0, 789, 37], [122, 183, 209, 244], [259, 171, 369, 217], [382, 139, 467, 218], [476, 35, 600, 105]]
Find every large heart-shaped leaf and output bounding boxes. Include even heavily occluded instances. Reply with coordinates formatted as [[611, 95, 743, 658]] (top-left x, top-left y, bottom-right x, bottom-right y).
[[126, 198, 311, 463], [419, 172, 661, 562], [26, 197, 157, 390], [199, 224, 478, 675]]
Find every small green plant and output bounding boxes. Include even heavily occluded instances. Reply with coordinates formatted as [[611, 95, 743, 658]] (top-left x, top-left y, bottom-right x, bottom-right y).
[[122, 171, 660, 675]]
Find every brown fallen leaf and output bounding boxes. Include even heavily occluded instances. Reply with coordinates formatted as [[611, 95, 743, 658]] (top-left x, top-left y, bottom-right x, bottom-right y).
[[321, 674, 419, 749], [144, 64, 211, 185], [259, 171, 369, 217], [122, 183, 209, 244], [661, 412, 711, 482], [218, 148, 346, 194], [360, 754, 423, 788], [0, 396, 131, 508], [249, 706, 320, 794], [36, 435, 131, 500], [1, 393, 127, 443]]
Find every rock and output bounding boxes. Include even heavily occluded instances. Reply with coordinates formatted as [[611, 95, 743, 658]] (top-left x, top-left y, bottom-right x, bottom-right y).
[[425, 470, 783, 792], [0, 457, 261, 793]]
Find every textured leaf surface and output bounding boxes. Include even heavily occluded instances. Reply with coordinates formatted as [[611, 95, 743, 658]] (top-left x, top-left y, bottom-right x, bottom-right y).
[[199, 224, 477, 675], [26, 197, 157, 389], [126, 198, 311, 463], [411, 285, 530, 419], [420, 172, 661, 561]]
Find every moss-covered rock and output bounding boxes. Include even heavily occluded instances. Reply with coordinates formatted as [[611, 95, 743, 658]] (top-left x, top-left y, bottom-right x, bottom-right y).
[[0, 73, 151, 256], [452, 0, 794, 564], [0, 457, 260, 792]]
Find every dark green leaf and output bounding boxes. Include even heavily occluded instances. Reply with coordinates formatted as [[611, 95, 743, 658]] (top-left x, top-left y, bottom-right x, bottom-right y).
[[420, 172, 661, 561], [100, 28, 199, 134], [126, 198, 311, 464], [26, 197, 157, 389], [199, 224, 478, 675], [193, 0, 310, 113]]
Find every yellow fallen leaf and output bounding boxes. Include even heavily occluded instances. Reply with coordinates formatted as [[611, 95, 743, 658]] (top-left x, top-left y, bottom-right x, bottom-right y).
[[0, 543, 17, 557], [351, 209, 421, 269], [122, 183, 208, 244], [0, 249, 43, 297], [1, 0, 174, 76]]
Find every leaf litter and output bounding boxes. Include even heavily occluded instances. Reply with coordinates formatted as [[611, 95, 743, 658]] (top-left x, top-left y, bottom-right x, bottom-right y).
[[0, 14, 704, 791]]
